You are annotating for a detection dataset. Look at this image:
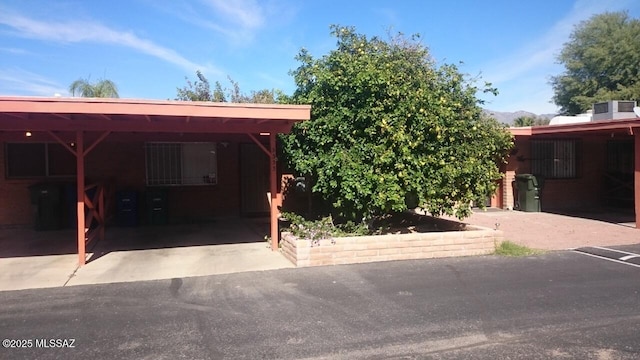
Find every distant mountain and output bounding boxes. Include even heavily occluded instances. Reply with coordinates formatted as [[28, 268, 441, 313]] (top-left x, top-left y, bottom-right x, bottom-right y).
[[483, 109, 556, 126]]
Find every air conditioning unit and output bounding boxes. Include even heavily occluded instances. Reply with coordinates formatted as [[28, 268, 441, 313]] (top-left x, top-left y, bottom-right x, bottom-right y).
[[591, 100, 637, 121]]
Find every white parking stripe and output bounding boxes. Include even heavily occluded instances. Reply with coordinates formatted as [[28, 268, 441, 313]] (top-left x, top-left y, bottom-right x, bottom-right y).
[[619, 255, 640, 261], [572, 250, 640, 268], [591, 246, 640, 257]]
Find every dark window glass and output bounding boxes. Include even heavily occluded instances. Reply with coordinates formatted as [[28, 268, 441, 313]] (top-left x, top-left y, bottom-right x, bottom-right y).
[[6, 143, 46, 177]]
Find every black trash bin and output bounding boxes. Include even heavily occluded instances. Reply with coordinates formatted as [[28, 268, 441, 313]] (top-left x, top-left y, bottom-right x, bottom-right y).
[[116, 190, 139, 227], [514, 174, 542, 212], [29, 183, 65, 230]]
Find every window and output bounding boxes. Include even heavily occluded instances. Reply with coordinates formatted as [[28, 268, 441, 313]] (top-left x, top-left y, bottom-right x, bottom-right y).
[[145, 142, 217, 186], [5, 143, 76, 178], [531, 139, 577, 179]]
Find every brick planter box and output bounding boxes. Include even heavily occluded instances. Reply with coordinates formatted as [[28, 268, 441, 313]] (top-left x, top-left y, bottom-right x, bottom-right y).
[[281, 223, 503, 267]]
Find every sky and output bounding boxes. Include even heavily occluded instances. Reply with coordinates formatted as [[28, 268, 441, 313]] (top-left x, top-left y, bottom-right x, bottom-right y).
[[0, 0, 638, 115]]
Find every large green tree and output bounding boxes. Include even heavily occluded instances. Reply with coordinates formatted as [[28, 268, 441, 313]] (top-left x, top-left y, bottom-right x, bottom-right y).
[[69, 77, 119, 98], [551, 11, 640, 115], [282, 26, 513, 221]]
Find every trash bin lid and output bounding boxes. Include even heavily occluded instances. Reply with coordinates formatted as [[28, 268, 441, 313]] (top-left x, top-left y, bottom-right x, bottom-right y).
[[515, 174, 536, 180], [515, 174, 539, 187]]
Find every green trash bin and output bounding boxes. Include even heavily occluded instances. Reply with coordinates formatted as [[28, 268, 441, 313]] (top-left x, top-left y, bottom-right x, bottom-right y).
[[514, 174, 541, 212], [29, 183, 65, 230], [145, 188, 168, 225]]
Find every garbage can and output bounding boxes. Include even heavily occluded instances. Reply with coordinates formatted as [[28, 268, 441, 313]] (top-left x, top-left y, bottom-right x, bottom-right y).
[[28, 183, 65, 230], [514, 174, 541, 212], [116, 190, 139, 226], [145, 188, 168, 225]]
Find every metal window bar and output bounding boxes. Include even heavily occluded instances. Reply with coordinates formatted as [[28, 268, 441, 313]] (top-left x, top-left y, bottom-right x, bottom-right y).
[[145, 142, 217, 186], [531, 140, 576, 178]]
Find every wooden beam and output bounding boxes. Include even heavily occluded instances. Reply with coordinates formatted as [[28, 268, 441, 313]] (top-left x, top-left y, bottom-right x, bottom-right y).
[[76, 130, 86, 266], [46, 131, 77, 156], [52, 113, 71, 121], [0, 117, 294, 134], [4, 113, 28, 120], [84, 131, 111, 156], [269, 132, 278, 251], [247, 133, 270, 157]]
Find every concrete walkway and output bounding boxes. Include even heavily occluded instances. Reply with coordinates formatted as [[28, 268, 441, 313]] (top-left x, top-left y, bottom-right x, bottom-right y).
[[447, 208, 638, 251]]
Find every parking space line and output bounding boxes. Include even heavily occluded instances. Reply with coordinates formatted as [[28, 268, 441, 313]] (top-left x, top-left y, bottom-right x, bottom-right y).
[[590, 246, 640, 258], [619, 255, 640, 261], [572, 250, 640, 268]]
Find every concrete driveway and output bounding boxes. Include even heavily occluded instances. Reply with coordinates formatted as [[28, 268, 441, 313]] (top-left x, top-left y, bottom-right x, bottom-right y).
[[0, 219, 293, 292]]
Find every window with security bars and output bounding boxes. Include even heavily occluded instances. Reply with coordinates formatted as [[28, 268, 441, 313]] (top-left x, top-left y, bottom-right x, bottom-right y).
[[145, 142, 217, 186], [530, 140, 577, 179]]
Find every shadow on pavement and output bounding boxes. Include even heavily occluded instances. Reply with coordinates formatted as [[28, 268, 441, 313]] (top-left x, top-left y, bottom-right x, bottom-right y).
[[0, 217, 271, 262]]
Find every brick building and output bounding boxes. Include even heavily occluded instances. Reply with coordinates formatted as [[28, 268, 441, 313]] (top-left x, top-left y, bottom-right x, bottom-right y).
[[492, 111, 639, 229]]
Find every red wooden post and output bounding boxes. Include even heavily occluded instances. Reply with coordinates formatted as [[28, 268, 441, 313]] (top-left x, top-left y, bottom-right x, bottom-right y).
[[269, 132, 278, 250], [635, 131, 640, 229], [76, 131, 86, 266]]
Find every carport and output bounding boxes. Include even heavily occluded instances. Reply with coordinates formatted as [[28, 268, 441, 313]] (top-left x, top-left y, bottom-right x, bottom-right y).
[[0, 96, 310, 266], [502, 118, 640, 229]]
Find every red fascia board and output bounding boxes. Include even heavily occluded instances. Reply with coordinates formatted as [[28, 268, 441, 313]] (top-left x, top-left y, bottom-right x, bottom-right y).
[[0, 115, 295, 134], [0, 96, 310, 122], [509, 118, 640, 136]]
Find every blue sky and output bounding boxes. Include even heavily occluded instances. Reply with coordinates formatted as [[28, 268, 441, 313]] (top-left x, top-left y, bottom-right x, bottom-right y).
[[0, 0, 638, 114]]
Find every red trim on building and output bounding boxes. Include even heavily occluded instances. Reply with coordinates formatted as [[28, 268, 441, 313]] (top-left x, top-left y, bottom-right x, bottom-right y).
[[0, 96, 311, 265], [506, 118, 640, 229]]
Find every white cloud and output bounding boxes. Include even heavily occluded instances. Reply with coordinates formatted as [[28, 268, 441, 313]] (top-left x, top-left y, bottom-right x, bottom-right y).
[[0, 68, 67, 96], [202, 0, 264, 30], [0, 11, 220, 75], [0, 47, 29, 55], [149, 0, 290, 45]]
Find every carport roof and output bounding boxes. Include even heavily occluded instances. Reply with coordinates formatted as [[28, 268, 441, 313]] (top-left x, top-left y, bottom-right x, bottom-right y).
[[509, 117, 640, 136], [0, 96, 310, 134]]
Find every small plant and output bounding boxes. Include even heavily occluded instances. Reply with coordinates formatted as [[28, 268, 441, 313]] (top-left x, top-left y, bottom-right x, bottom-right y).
[[494, 241, 542, 257], [280, 211, 371, 246]]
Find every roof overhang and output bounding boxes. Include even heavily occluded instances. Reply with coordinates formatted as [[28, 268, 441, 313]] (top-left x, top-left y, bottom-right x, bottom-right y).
[[0, 96, 310, 134], [509, 117, 640, 137]]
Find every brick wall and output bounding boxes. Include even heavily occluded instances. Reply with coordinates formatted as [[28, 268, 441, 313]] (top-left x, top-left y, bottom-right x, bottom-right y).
[[503, 170, 516, 210], [281, 226, 502, 267], [501, 135, 609, 211], [539, 137, 605, 210]]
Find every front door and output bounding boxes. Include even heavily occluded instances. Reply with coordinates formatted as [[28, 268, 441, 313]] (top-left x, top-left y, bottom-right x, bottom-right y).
[[239, 143, 270, 216]]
